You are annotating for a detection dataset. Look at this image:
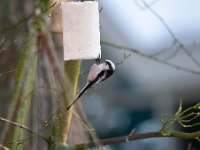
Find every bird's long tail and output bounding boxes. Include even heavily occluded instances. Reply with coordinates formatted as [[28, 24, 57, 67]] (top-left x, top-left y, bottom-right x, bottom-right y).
[[66, 82, 91, 110]]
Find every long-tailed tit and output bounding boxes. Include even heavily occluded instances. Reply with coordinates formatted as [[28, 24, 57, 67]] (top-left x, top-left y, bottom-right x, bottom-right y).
[[66, 59, 115, 110]]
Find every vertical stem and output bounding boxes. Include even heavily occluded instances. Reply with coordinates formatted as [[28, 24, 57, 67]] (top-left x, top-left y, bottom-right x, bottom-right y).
[[64, 60, 81, 141], [50, 60, 81, 149]]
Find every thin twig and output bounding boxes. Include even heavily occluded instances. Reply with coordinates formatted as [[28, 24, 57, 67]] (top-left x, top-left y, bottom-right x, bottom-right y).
[[115, 52, 132, 65], [101, 41, 200, 75], [181, 112, 200, 120], [3, 2, 57, 32], [181, 113, 200, 123], [0, 67, 22, 78], [0, 117, 35, 134], [51, 29, 196, 75], [141, 0, 200, 67]]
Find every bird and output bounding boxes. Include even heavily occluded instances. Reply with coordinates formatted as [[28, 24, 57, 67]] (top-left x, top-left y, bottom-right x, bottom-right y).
[[66, 59, 116, 110]]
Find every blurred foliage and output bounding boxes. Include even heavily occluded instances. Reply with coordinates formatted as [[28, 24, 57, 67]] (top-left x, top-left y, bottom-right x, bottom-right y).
[[0, 0, 97, 149]]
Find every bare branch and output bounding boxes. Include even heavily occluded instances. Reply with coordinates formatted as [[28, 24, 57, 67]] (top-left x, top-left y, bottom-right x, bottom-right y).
[[0, 116, 35, 134], [0, 67, 22, 78], [181, 112, 200, 123], [72, 130, 200, 149], [141, 0, 200, 67], [115, 52, 132, 65], [101, 41, 200, 75], [3, 2, 57, 32]]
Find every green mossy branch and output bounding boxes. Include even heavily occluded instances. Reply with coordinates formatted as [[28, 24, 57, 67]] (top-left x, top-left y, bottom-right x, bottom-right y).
[[160, 100, 200, 131], [49, 60, 81, 150]]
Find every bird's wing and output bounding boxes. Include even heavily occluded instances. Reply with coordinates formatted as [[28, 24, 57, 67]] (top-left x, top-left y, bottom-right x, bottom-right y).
[[87, 64, 102, 82]]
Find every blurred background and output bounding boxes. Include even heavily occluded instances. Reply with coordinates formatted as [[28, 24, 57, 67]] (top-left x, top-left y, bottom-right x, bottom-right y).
[[0, 0, 200, 150], [81, 0, 200, 150]]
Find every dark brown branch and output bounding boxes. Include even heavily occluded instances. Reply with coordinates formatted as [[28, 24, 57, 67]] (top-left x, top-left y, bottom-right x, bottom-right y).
[[72, 130, 200, 149], [0, 116, 35, 134]]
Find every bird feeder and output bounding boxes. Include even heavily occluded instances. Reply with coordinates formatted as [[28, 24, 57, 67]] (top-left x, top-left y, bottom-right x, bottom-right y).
[[61, 1, 101, 61]]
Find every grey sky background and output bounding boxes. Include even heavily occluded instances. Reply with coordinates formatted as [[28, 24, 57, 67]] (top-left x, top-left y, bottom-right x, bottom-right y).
[[99, 0, 200, 52]]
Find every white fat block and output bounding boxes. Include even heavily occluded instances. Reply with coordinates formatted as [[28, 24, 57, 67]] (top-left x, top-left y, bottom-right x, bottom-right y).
[[62, 1, 101, 61]]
